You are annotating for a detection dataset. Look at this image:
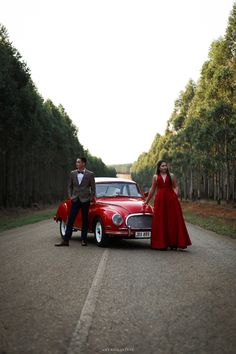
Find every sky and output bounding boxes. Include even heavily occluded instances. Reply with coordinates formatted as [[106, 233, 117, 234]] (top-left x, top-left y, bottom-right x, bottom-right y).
[[1, 0, 235, 165]]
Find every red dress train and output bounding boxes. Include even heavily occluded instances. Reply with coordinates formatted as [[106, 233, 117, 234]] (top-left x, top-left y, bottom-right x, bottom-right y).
[[151, 174, 192, 249]]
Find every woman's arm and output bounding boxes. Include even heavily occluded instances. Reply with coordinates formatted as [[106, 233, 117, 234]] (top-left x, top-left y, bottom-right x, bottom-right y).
[[144, 175, 157, 204], [171, 173, 178, 195]]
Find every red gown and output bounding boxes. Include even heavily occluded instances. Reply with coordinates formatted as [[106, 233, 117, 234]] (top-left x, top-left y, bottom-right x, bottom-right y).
[[151, 174, 192, 249]]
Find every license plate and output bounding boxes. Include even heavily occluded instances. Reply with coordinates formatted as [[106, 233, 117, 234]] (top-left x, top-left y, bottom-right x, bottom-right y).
[[135, 231, 151, 238]]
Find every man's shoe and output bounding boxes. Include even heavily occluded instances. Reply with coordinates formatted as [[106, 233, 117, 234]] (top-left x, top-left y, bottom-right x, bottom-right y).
[[55, 240, 69, 247], [81, 240, 87, 246]]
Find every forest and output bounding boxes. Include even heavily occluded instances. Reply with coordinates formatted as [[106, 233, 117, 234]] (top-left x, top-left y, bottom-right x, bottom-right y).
[[131, 3, 236, 204], [0, 25, 116, 207]]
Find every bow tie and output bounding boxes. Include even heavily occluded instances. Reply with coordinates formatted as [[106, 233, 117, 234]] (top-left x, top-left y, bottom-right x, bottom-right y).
[[78, 170, 84, 175]]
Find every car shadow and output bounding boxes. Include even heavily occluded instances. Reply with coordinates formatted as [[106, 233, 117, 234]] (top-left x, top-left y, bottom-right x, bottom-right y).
[[107, 237, 151, 250], [71, 232, 151, 250], [70, 232, 191, 253]]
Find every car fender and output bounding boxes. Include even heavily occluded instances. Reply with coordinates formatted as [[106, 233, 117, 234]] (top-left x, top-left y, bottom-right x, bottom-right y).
[[90, 204, 127, 232], [54, 199, 71, 223]]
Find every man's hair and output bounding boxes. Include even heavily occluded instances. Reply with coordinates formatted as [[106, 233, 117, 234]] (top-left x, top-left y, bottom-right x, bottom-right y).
[[77, 157, 87, 165]]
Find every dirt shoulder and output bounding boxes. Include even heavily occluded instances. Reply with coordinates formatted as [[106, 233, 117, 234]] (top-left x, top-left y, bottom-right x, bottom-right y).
[[0, 203, 57, 217], [181, 200, 236, 220]]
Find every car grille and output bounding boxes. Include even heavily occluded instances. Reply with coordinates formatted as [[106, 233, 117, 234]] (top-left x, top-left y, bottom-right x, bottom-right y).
[[126, 214, 152, 229]]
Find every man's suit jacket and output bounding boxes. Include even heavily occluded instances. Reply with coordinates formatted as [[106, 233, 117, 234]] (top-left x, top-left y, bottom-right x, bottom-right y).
[[68, 169, 96, 203]]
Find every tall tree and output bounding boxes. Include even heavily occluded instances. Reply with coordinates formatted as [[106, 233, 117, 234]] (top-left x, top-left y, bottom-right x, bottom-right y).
[[0, 24, 116, 207], [131, 2, 236, 203]]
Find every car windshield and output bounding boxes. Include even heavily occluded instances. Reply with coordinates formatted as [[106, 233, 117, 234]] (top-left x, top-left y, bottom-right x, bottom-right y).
[[96, 182, 142, 198]]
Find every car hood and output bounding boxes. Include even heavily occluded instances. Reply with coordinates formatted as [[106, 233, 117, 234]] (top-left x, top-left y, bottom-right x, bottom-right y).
[[96, 198, 153, 214]]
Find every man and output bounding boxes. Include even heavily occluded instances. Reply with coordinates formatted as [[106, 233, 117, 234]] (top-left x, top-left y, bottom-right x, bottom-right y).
[[55, 157, 96, 247]]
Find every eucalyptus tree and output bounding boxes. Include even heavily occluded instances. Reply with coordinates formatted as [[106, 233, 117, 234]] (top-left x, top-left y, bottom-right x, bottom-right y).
[[0, 24, 117, 207]]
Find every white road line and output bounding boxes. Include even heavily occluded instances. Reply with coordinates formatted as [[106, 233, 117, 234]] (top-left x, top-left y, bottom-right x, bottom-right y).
[[67, 249, 109, 354]]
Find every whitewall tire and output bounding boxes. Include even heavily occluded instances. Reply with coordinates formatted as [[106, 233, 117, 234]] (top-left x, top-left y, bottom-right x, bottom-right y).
[[94, 218, 109, 247]]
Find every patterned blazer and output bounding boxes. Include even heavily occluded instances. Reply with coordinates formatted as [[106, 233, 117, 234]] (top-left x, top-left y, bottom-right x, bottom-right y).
[[68, 169, 96, 203]]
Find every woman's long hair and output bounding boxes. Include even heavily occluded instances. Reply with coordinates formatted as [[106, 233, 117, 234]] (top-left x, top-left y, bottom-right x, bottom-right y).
[[156, 159, 172, 186]]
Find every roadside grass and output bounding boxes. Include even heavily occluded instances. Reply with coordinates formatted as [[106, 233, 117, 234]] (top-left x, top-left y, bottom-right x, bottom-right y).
[[0, 207, 56, 233], [182, 209, 236, 238]]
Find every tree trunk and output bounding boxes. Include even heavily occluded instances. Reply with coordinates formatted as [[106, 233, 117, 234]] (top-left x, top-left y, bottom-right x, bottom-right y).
[[189, 168, 193, 200]]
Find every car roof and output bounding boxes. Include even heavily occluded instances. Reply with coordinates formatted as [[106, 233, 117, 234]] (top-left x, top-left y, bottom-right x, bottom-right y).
[[95, 177, 136, 184]]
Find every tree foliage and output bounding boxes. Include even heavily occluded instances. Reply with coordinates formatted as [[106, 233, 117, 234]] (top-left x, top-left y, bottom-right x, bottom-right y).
[[0, 25, 116, 207], [131, 3, 236, 203]]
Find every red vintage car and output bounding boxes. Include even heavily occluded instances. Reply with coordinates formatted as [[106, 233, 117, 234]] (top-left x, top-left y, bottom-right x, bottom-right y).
[[54, 177, 153, 246]]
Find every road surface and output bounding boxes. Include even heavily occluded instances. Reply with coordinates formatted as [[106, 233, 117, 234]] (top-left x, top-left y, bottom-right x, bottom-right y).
[[0, 220, 236, 354]]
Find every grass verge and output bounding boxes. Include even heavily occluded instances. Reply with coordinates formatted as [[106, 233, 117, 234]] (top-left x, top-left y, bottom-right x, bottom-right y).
[[0, 207, 56, 233], [183, 210, 236, 238]]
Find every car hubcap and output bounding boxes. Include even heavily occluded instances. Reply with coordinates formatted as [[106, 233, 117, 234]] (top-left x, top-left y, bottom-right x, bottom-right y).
[[95, 222, 102, 243], [61, 220, 67, 236]]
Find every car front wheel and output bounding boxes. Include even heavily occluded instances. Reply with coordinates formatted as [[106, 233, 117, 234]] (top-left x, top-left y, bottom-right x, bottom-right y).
[[60, 220, 67, 239], [94, 218, 109, 247]]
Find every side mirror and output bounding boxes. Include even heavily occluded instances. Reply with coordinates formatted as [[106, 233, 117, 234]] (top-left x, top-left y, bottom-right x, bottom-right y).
[[143, 191, 149, 198]]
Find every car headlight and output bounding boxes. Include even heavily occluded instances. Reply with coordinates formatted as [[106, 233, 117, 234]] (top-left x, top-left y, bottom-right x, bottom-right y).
[[112, 213, 124, 226]]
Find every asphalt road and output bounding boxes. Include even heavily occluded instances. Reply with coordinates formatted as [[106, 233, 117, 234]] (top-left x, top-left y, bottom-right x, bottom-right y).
[[0, 220, 236, 354]]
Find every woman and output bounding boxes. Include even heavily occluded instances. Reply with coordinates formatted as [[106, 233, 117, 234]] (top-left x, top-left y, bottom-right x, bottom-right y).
[[145, 160, 191, 250]]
